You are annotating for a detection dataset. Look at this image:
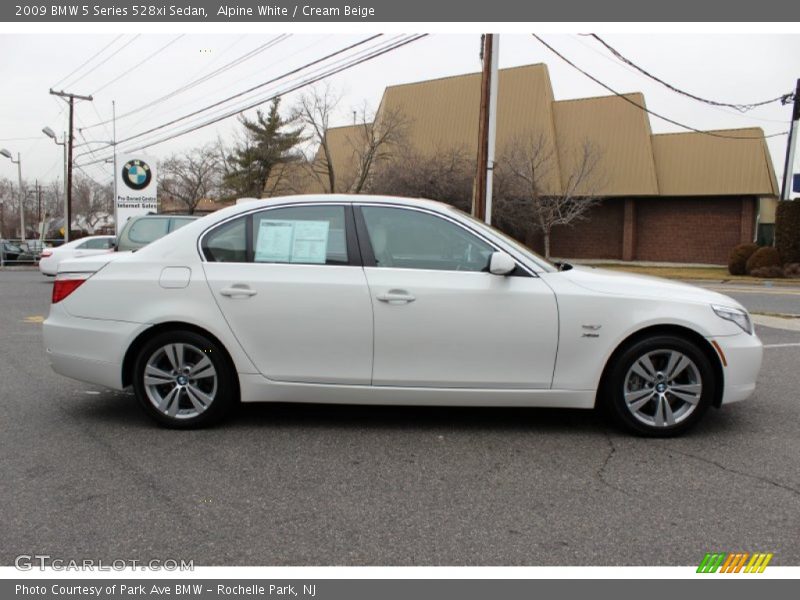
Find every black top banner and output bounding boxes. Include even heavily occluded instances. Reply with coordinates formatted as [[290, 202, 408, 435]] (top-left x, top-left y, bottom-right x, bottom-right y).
[[5, 0, 800, 22]]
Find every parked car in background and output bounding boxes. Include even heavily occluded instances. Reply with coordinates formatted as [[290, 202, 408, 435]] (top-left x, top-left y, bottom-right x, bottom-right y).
[[1, 240, 35, 264], [19, 240, 46, 261], [43, 195, 762, 436], [39, 235, 115, 276], [116, 214, 198, 252]]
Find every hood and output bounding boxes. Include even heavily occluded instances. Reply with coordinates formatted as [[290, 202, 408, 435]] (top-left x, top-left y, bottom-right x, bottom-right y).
[[558, 266, 745, 309], [58, 251, 132, 274]]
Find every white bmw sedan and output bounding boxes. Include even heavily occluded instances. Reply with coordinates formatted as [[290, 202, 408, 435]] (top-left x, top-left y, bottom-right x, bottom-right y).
[[39, 235, 116, 276], [43, 195, 762, 435]]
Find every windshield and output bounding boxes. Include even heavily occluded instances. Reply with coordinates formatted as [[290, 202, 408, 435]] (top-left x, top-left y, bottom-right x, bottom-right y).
[[446, 206, 558, 273]]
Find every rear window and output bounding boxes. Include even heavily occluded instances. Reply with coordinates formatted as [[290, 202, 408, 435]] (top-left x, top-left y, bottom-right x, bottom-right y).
[[128, 218, 169, 244], [170, 218, 195, 232]]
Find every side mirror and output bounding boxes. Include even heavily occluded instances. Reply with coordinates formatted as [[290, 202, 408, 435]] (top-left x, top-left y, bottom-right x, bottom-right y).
[[489, 251, 516, 275]]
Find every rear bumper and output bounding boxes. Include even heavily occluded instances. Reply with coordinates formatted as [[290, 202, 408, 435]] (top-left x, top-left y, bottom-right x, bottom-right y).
[[712, 332, 763, 405], [43, 303, 145, 390]]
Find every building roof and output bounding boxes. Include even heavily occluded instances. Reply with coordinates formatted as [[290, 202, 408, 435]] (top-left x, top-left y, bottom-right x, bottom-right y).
[[552, 93, 660, 196], [266, 63, 779, 200], [379, 64, 562, 194], [651, 128, 780, 197]]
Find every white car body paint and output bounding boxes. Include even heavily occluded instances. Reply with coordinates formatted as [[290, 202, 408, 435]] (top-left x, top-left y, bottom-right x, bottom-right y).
[[43, 195, 762, 413]]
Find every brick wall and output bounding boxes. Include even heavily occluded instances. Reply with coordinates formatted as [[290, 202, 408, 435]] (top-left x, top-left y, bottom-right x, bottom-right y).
[[526, 198, 626, 259], [634, 196, 755, 264]]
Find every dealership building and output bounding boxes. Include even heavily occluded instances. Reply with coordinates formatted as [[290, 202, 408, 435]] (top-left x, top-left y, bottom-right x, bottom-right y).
[[268, 64, 780, 265]]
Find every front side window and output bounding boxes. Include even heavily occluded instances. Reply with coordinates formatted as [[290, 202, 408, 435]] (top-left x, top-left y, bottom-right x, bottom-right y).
[[203, 205, 349, 265], [360, 206, 494, 272]]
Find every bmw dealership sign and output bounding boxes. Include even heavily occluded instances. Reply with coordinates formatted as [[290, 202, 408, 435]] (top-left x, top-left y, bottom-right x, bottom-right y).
[[116, 154, 158, 233]]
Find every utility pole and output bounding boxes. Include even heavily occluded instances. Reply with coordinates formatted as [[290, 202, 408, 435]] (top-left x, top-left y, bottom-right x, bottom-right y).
[[36, 179, 42, 237], [780, 79, 800, 201], [472, 34, 499, 224], [112, 100, 118, 235], [50, 89, 93, 242]]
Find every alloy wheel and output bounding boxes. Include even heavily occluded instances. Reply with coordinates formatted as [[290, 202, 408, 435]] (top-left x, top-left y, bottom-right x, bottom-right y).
[[143, 343, 218, 420], [622, 349, 703, 428]]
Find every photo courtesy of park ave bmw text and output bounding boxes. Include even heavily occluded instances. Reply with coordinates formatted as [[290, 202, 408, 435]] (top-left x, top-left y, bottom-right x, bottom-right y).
[[0, 0, 799, 597]]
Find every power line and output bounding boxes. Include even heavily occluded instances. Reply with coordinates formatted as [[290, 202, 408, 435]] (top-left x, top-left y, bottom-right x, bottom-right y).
[[77, 34, 390, 160], [77, 35, 427, 166], [122, 34, 332, 136], [116, 34, 383, 147], [531, 34, 789, 141], [51, 35, 124, 89], [92, 34, 186, 95], [105, 35, 419, 158], [586, 34, 793, 112], [63, 35, 142, 89], [107, 35, 409, 157], [82, 35, 291, 129]]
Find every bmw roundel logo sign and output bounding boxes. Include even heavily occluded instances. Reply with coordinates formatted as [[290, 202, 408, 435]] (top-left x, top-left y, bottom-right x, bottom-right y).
[[122, 159, 152, 191]]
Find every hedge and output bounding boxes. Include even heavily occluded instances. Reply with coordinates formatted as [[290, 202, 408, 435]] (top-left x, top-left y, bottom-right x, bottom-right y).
[[775, 201, 800, 264]]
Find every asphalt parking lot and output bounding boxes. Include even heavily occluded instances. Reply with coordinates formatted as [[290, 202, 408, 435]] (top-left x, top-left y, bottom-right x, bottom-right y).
[[1, 268, 798, 566]]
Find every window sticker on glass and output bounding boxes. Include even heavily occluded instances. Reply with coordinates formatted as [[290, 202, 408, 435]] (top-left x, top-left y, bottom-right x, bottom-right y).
[[255, 219, 330, 264]]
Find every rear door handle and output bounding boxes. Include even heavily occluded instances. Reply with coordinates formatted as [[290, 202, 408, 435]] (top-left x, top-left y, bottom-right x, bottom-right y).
[[376, 290, 416, 304], [220, 285, 257, 298]]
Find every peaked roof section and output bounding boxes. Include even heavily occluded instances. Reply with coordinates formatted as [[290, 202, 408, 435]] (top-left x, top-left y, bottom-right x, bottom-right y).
[[552, 93, 660, 196], [379, 63, 562, 194], [651, 128, 780, 197]]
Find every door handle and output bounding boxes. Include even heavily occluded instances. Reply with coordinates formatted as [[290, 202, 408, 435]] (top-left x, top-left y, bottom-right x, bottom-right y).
[[220, 286, 257, 298], [376, 290, 415, 304]]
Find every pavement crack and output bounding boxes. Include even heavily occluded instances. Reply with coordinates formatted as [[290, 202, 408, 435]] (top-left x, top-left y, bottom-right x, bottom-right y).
[[596, 430, 632, 497], [664, 447, 800, 498]]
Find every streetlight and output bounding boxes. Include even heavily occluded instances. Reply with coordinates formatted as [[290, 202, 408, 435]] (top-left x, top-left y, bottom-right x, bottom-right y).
[[0, 148, 25, 242], [43, 126, 69, 242]]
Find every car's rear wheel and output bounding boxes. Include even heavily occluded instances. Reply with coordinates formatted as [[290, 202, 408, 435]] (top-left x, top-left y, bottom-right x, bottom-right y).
[[603, 335, 716, 437], [132, 330, 236, 428]]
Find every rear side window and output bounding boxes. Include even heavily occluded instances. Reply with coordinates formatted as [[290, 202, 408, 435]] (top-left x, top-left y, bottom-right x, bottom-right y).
[[83, 238, 114, 250], [204, 217, 247, 263], [202, 205, 350, 265], [128, 218, 169, 244], [252, 205, 348, 265]]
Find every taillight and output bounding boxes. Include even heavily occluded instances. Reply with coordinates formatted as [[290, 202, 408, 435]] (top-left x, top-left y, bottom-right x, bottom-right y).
[[52, 272, 92, 303], [41, 249, 53, 258]]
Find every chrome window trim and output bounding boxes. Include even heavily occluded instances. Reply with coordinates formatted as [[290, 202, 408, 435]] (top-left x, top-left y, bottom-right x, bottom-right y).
[[197, 199, 540, 277]]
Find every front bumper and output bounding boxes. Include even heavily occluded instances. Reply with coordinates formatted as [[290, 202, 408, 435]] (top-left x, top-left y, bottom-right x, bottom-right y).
[[43, 303, 146, 390], [712, 331, 763, 405]]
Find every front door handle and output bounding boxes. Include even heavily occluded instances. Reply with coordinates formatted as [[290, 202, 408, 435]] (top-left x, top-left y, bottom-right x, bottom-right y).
[[376, 289, 416, 304], [220, 285, 257, 298]]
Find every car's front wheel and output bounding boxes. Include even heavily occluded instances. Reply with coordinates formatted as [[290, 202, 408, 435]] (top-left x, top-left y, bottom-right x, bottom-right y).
[[132, 330, 236, 428], [603, 335, 716, 436]]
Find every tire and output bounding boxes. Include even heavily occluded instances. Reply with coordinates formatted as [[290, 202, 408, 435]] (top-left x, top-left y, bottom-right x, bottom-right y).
[[602, 335, 716, 437], [132, 329, 237, 428]]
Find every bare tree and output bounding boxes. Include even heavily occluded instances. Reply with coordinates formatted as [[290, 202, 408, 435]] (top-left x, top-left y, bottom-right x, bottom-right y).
[[295, 83, 340, 193], [159, 145, 221, 214], [72, 173, 113, 233], [293, 85, 406, 194], [497, 133, 605, 259], [367, 145, 475, 212], [343, 102, 407, 193]]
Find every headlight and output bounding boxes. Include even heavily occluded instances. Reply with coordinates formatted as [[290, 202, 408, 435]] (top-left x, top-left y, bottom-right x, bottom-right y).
[[712, 304, 753, 335]]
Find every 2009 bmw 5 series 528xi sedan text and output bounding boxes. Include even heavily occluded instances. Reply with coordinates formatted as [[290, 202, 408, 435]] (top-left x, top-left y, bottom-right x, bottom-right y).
[[43, 195, 763, 436]]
